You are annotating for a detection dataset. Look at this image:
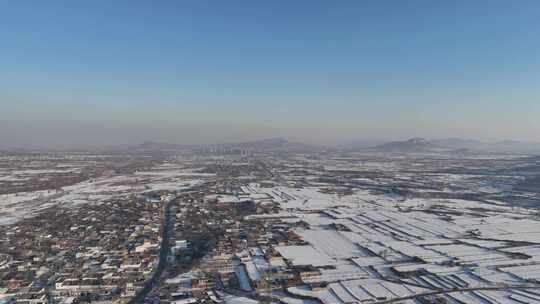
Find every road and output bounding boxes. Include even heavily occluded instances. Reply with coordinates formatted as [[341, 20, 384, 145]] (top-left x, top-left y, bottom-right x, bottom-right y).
[[127, 185, 213, 304], [127, 195, 175, 304]]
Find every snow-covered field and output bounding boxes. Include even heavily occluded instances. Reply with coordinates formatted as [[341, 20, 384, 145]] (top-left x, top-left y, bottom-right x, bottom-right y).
[[0, 162, 215, 225], [244, 180, 540, 303]]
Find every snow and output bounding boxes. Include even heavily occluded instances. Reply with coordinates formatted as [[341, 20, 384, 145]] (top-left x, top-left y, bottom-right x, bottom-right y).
[[0, 164, 214, 225], [296, 229, 364, 259], [275, 245, 335, 267], [222, 295, 259, 304]]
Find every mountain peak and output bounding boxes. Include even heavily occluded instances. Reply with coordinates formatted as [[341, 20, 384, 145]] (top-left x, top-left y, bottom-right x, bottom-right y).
[[372, 137, 436, 153], [406, 138, 427, 144]]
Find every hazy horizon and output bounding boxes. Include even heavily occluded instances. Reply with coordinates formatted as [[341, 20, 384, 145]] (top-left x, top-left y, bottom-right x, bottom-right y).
[[2, 1, 539, 149]]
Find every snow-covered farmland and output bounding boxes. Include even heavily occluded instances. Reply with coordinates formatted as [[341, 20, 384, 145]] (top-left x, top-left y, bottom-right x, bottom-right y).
[[0, 162, 215, 225]]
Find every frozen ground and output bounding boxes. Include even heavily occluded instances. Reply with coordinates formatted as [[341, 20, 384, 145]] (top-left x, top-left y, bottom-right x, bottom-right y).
[[245, 176, 540, 303], [0, 162, 215, 225]]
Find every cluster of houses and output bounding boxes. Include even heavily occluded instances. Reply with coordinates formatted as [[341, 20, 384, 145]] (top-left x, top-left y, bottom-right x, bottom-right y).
[[0, 193, 169, 304]]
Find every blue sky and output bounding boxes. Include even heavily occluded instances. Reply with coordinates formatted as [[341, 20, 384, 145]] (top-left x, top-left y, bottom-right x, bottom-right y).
[[1, 0, 539, 147]]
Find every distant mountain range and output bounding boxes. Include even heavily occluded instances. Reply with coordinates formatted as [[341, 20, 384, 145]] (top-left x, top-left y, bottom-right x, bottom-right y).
[[371, 138, 442, 153], [366, 137, 540, 154], [124, 137, 324, 154], [3, 136, 539, 155], [121, 137, 540, 155]]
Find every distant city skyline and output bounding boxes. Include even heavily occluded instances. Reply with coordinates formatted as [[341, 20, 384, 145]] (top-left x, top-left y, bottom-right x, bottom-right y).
[[1, 1, 539, 148]]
